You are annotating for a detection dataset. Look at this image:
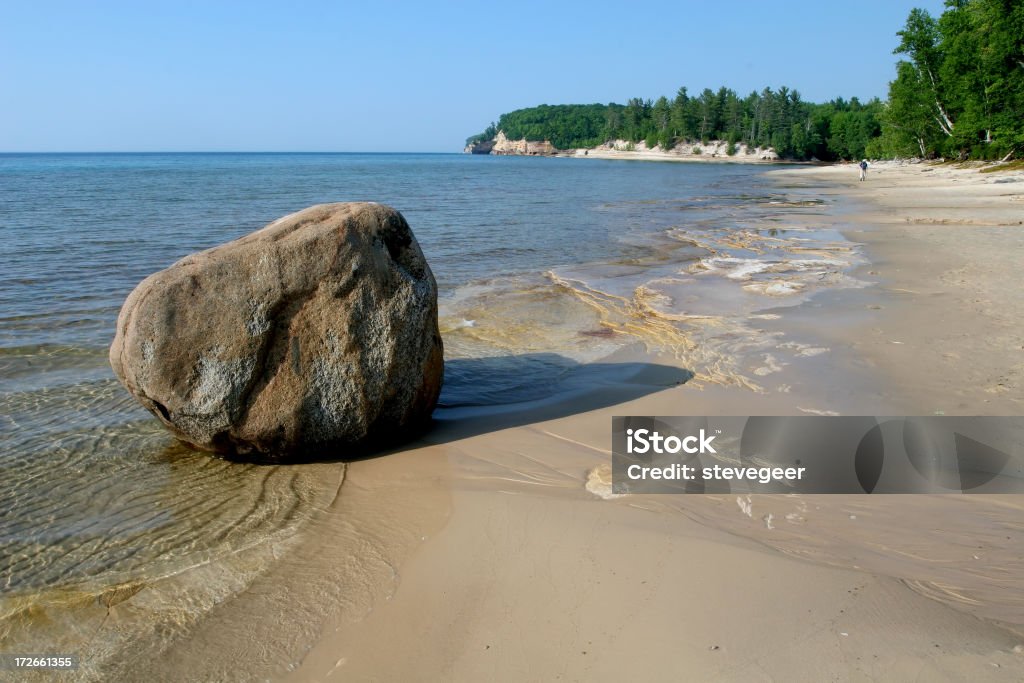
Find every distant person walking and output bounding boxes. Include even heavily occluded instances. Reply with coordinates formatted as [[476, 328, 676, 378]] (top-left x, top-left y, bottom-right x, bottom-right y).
[[859, 159, 869, 181]]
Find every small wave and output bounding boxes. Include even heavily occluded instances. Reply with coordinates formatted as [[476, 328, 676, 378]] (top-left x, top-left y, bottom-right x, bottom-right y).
[[585, 464, 624, 500], [797, 406, 841, 416], [695, 256, 849, 281], [743, 281, 805, 296]]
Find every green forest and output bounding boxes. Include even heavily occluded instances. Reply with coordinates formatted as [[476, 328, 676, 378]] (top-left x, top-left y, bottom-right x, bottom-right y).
[[467, 0, 1022, 161]]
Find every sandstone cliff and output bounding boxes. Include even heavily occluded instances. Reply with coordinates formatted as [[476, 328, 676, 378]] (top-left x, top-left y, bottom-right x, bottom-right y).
[[464, 130, 557, 156], [464, 132, 782, 162]]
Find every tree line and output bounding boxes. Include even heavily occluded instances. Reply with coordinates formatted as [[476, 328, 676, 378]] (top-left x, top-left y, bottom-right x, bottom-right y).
[[469, 91, 882, 161], [870, 0, 1022, 160], [467, 0, 1021, 161]]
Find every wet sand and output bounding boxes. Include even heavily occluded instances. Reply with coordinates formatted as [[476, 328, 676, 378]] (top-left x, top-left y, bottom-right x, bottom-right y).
[[770, 161, 1024, 416], [106, 162, 1024, 681]]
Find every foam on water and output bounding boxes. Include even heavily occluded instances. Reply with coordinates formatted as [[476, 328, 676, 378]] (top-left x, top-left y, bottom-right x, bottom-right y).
[[438, 201, 865, 394], [585, 464, 623, 500]]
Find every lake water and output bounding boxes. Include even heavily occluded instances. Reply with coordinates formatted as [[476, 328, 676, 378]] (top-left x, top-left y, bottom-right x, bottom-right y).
[[0, 153, 864, 674]]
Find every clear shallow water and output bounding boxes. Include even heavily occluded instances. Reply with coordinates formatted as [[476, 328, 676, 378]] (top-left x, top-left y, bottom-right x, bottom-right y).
[[0, 153, 863, 674]]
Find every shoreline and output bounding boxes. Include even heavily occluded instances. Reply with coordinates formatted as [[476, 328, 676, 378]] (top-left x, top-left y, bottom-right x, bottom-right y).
[[285, 161, 1024, 680], [769, 160, 1024, 415], [470, 134, 794, 163], [557, 142, 794, 164], [101, 160, 1024, 681]]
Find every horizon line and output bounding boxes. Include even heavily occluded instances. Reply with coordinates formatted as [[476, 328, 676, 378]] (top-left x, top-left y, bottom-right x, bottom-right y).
[[0, 150, 462, 155]]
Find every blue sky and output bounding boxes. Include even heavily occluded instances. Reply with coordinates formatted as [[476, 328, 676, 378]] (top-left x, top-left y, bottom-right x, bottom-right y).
[[1, 0, 947, 152]]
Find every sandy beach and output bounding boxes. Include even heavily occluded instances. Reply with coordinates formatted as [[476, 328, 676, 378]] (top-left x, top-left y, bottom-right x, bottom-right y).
[[772, 161, 1024, 416], [6, 0, 1024, 679], [558, 140, 785, 164], [111, 161, 1024, 682]]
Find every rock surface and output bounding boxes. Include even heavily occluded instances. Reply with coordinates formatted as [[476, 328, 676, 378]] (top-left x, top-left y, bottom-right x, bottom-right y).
[[463, 139, 495, 154], [464, 130, 556, 155], [490, 130, 558, 156], [110, 203, 444, 460]]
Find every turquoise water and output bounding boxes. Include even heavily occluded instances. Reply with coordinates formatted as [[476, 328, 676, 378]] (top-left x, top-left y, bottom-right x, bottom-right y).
[[0, 153, 864, 674]]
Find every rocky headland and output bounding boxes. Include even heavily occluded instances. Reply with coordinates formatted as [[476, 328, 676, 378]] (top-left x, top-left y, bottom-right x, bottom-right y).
[[465, 130, 558, 156]]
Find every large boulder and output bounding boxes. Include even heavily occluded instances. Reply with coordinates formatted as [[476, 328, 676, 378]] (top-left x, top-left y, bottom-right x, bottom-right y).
[[110, 203, 443, 460]]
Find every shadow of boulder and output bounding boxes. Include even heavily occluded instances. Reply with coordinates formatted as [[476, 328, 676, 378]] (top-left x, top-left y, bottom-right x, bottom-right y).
[[419, 352, 693, 448], [219, 352, 693, 464]]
